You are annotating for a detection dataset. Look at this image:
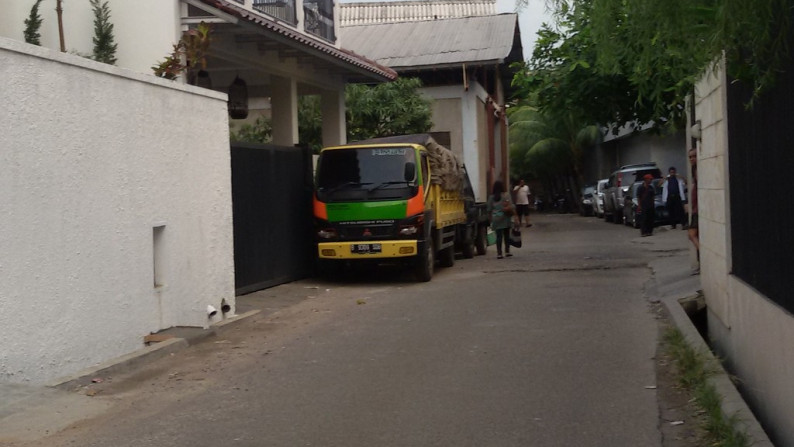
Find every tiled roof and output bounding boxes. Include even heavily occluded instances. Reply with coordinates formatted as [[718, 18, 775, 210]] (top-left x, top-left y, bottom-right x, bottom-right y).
[[340, 13, 521, 70], [195, 0, 397, 80], [339, 0, 497, 26]]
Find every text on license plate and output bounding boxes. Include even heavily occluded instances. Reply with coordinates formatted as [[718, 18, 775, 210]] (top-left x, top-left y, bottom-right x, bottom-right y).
[[351, 243, 381, 254]]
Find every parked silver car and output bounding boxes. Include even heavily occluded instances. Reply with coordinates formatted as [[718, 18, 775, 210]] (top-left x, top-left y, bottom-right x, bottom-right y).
[[593, 178, 608, 218], [603, 163, 661, 224], [580, 185, 596, 216]]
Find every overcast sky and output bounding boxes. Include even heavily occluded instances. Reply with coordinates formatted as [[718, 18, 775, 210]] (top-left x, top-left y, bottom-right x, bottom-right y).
[[495, 0, 554, 60]]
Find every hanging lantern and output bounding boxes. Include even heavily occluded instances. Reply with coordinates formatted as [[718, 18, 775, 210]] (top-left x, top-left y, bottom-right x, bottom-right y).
[[228, 76, 249, 119]]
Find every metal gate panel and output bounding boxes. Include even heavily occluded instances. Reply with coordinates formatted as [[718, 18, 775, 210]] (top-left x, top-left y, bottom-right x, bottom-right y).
[[231, 143, 314, 295], [727, 55, 794, 314]]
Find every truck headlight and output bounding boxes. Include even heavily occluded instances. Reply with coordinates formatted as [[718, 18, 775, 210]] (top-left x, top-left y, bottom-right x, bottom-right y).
[[398, 214, 424, 237], [398, 226, 418, 236], [317, 228, 338, 239]]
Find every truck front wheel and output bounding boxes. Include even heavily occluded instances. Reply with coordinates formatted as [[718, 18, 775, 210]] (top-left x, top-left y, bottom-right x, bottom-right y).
[[462, 225, 476, 259], [316, 259, 342, 280], [414, 236, 434, 282]]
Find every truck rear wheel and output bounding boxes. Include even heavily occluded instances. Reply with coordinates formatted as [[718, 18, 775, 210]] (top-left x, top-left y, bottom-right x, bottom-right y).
[[414, 236, 434, 282], [475, 225, 487, 256], [462, 225, 475, 259]]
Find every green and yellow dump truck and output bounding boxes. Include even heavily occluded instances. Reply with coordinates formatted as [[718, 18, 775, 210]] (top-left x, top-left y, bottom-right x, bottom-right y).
[[312, 134, 488, 281]]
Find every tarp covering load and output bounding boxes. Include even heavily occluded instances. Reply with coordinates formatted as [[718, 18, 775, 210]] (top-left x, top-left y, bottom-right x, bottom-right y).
[[353, 134, 465, 192]]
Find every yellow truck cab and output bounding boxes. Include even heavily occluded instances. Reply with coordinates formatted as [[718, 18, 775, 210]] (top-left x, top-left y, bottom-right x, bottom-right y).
[[313, 134, 487, 281]]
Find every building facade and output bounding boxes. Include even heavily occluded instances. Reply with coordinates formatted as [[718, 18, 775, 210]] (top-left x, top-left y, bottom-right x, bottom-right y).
[[339, 0, 523, 200]]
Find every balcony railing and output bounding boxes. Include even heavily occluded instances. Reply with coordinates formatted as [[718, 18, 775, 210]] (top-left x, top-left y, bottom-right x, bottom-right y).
[[253, 0, 297, 25], [303, 0, 335, 42]]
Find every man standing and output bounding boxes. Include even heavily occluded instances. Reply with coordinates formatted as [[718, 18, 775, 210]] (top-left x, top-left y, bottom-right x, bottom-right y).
[[513, 179, 532, 227], [662, 166, 687, 229], [637, 174, 656, 236]]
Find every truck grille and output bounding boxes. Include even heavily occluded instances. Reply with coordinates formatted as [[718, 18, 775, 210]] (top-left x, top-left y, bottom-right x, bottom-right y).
[[337, 223, 396, 240]]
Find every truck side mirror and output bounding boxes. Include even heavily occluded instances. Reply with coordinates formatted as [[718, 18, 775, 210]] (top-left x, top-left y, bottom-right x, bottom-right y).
[[404, 162, 416, 182]]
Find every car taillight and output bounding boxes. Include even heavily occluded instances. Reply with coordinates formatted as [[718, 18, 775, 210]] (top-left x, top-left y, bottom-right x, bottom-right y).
[[617, 173, 622, 187]]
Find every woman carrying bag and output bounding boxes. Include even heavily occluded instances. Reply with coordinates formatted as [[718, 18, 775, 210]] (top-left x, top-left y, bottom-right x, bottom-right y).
[[487, 180, 516, 259]]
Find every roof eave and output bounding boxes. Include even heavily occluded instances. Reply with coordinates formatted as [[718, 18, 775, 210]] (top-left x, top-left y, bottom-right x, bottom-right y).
[[193, 0, 397, 82], [389, 59, 506, 72]]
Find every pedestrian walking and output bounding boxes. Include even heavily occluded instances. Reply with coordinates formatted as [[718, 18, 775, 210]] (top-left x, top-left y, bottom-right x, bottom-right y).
[[637, 174, 656, 236], [661, 166, 687, 229], [487, 180, 515, 259], [513, 179, 532, 227]]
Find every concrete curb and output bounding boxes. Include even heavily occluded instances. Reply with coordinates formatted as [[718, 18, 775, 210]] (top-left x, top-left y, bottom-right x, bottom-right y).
[[47, 338, 189, 390], [662, 294, 773, 446], [212, 309, 261, 332], [47, 309, 262, 391]]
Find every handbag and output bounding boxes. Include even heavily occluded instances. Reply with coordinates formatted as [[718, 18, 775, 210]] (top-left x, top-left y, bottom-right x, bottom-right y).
[[508, 222, 522, 248], [486, 228, 496, 246]]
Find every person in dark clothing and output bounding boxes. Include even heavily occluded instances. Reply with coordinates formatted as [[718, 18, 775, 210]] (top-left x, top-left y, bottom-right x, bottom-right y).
[[487, 180, 515, 259], [637, 174, 656, 236], [662, 166, 687, 229]]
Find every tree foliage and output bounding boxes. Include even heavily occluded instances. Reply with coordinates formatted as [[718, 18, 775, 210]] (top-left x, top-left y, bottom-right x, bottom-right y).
[[507, 103, 600, 193], [90, 0, 118, 65], [511, 2, 677, 131], [298, 95, 323, 153], [24, 0, 44, 46], [593, 0, 792, 104], [508, 105, 569, 180], [522, 0, 794, 129], [152, 22, 212, 82], [230, 115, 272, 144], [345, 77, 433, 141]]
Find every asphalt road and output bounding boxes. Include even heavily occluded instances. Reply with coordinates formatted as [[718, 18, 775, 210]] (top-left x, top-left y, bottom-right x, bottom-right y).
[[12, 213, 676, 447]]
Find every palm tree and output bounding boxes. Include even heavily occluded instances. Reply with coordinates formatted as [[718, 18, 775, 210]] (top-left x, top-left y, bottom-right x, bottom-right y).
[[507, 103, 601, 211]]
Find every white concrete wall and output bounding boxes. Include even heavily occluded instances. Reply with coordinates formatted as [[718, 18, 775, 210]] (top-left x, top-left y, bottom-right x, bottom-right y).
[[423, 82, 495, 202], [0, 37, 235, 385], [0, 0, 180, 75], [695, 61, 794, 446]]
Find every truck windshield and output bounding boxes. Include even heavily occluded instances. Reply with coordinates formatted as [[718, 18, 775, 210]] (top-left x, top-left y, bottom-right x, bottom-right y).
[[316, 147, 418, 202]]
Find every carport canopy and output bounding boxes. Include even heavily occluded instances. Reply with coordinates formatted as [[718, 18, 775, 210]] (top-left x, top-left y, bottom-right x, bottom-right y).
[[182, 0, 397, 146]]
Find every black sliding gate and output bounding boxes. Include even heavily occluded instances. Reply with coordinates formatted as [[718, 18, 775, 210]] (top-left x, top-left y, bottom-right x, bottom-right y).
[[727, 52, 794, 315], [231, 143, 315, 295]]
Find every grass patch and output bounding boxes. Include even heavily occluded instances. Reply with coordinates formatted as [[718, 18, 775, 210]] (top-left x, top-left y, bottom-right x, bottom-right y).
[[663, 327, 750, 447]]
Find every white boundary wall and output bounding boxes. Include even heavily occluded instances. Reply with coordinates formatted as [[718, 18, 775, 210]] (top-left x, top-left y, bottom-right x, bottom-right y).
[[695, 61, 794, 446], [0, 0, 180, 75], [0, 37, 235, 385]]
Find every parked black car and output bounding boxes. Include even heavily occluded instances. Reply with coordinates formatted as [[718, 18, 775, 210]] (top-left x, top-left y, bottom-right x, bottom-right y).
[[623, 179, 671, 228]]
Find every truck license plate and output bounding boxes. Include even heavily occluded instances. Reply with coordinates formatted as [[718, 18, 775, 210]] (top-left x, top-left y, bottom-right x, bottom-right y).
[[351, 243, 381, 254]]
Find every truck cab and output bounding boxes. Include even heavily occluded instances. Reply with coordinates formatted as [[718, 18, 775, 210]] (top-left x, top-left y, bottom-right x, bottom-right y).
[[313, 135, 486, 281]]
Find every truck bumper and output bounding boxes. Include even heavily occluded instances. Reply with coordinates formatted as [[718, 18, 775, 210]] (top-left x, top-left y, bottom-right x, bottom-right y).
[[317, 240, 418, 259]]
